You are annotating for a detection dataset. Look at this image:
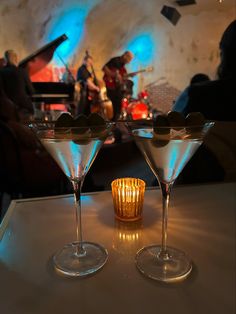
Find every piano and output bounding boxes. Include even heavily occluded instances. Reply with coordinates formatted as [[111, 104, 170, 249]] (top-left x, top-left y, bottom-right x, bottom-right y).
[[19, 34, 75, 105]]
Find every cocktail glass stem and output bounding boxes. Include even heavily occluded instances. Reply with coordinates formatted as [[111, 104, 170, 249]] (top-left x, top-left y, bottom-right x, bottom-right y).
[[159, 181, 173, 260], [71, 179, 86, 256], [33, 122, 114, 277], [133, 122, 214, 282]]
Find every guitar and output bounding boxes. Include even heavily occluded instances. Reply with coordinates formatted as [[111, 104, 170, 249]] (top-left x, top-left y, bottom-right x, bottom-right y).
[[103, 66, 154, 89]]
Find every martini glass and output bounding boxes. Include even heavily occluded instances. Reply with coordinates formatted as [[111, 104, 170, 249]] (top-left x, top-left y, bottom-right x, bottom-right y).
[[131, 121, 214, 282], [32, 122, 114, 277]]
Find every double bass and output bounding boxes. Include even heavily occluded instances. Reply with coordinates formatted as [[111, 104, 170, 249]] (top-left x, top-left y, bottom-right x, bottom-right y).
[[86, 51, 113, 120]]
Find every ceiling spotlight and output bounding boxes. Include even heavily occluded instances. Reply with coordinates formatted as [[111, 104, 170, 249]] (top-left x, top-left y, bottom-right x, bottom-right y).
[[176, 0, 196, 5]]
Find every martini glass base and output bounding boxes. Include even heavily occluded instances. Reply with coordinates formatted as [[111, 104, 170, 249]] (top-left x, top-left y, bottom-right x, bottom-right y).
[[135, 245, 192, 283], [53, 241, 108, 277]]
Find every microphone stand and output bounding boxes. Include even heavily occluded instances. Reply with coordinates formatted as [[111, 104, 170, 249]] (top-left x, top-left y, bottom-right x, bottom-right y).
[[56, 53, 76, 83]]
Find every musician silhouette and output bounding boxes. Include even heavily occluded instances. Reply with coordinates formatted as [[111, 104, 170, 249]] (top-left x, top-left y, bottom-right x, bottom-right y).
[[0, 50, 35, 121], [76, 54, 100, 116], [102, 51, 135, 121]]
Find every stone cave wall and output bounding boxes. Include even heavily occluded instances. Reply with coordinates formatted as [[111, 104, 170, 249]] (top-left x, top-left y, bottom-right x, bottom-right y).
[[0, 0, 235, 112]]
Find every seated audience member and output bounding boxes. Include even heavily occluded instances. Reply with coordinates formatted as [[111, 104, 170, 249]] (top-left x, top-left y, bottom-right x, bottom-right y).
[[0, 78, 69, 204], [179, 20, 236, 183], [0, 50, 35, 121], [173, 73, 210, 115], [0, 78, 99, 211], [0, 76, 18, 121], [0, 58, 6, 68], [183, 19, 236, 121]]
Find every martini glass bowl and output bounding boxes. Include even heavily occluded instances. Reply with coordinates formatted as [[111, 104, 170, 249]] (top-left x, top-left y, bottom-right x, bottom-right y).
[[130, 120, 214, 282], [31, 121, 114, 277]]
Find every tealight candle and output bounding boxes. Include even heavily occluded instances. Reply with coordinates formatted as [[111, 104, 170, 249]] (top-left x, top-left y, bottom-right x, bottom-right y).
[[111, 178, 146, 221]]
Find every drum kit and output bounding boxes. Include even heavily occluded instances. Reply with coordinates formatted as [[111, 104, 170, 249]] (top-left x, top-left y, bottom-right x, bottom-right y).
[[89, 82, 152, 121], [120, 89, 152, 120], [38, 85, 152, 122]]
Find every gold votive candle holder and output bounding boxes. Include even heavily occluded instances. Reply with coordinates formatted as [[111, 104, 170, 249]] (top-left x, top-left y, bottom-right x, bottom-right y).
[[111, 178, 146, 222]]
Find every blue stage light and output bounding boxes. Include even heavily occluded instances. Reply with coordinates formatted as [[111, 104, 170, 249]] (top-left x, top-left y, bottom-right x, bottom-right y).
[[48, 7, 88, 64], [125, 32, 155, 95], [126, 33, 155, 64]]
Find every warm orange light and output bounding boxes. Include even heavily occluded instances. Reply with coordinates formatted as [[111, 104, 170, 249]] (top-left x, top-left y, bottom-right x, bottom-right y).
[[111, 178, 146, 222]]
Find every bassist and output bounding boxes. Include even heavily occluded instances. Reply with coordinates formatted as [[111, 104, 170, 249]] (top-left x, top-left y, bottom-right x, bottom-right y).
[[76, 54, 100, 116]]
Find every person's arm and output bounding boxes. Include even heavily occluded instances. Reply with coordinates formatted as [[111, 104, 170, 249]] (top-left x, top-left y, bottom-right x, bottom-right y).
[[102, 64, 123, 85], [77, 66, 99, 92], [182, 86, 198, 117], [172, 87, 189, 113], [86, 77, 99, 92], [7, 120, 40, 149], [0, 97, 18, 122], [22, 69, 35, 95], [102, 65, 116, 78], [102, 57, 123, 81]]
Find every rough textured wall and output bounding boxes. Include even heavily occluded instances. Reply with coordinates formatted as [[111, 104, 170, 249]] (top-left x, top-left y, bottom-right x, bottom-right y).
[[0, 0, 235, 111]]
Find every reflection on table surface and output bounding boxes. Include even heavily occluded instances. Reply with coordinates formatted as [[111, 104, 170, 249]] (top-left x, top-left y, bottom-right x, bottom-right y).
[[0, 182, 235, 314]]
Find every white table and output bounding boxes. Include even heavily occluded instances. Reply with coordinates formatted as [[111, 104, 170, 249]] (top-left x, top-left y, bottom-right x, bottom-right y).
[[0, 183, 235, 314]]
